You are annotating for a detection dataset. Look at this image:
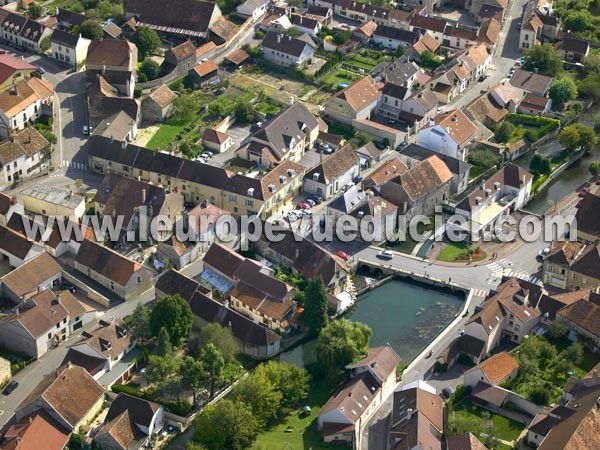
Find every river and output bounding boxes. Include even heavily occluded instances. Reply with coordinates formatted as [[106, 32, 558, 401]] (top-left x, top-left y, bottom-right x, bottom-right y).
[[517, 107, 600, 214], [279, 278, 464, 367]]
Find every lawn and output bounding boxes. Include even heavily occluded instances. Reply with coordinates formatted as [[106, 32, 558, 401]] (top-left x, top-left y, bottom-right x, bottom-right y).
[[146, 119, 192, 150], [253, 379, 345, 450], [452, 399, 525, 442], [256, 100, 280, 115], [320, 69, 362, 91], [225, 157, 256, 174], [438, 243, 487, 263]]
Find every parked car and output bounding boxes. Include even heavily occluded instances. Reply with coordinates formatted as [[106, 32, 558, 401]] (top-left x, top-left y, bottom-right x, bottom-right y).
[[305, 198, 316, 207], [310, 195, 323, 204], [441, 386, 454, 398], [387, 119, 397, 125], [377, 250, 393, 260], [353, 175, 363, 184], [3, 380, 18, 395], [296, 201, 310, 210], [478, 74, 488, 82], [374, 141, 386, 150], [336, 250, 350, 261], [397, 141, 409, 151], [35, 66, 46, 74], [515, 22, 521, 30], [201, 152, 212, 159], [538, 247, 550, 260], [577, 199, 584, 208], [287, 211, 299, 221], [61, 282, 76, 293], [82, 125, 90, 135]]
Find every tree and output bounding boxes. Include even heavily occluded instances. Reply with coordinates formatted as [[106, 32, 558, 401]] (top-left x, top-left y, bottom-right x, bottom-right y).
[[155, 327, 173, 356], [234, 101, 254, 125], [199, 343, 225, 398], [173, 94, 198, 122], [140, 58, 160, 81], [302, 277, 328, 335], [145, 354, 179, 386], [495, 121, 515, 143], [149, 294, 193, 346], [589, 161, 600, 177], [468, 149, 500, 169], [198, 323, 237, 362], [577, 125, 598, 152], [80, 20, 104, 40], [40, 36, 51, 53], [530, 386, 551, 405], [27, 3, 43, 19], [421, 50, 441, 69], [316, 319, 372, 380], [539, 158, 552, 176], [563, 10, 593, 32], [259, 361, 310, 413], [193, 399, 258, 450], [547, 320, 569, 341], [560, 343, 584, 366], [181, 356, 207, 407], [233, 367, 283, 428], [394, 45, 405, 58], [524, 43, 563, 77], [559, 124, 582, 152], [548, 78, 578, 105], [131, 26, 162, 60], [530, 153, 543, 174], [130, 302, 151, 346]]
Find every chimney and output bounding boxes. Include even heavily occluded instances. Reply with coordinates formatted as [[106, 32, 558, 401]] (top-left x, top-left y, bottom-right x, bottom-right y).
[[289, 96, 294, 106], [407, 408, 413, 420], [141, 188, 147, 204], [277, 34, 281, 43], [29, 416, 33, 425], [67, 361, 73, 369]]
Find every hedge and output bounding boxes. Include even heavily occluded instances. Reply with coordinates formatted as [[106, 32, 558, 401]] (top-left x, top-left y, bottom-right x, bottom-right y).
[[506, 113, 560, 140], [111, 384, 193, 416]]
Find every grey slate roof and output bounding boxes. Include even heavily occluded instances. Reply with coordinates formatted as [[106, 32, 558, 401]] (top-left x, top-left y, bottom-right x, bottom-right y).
[[262, 32, 315, 57]]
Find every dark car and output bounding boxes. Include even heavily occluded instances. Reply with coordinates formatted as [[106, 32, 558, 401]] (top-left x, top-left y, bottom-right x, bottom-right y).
[[61, 282, 76, 294], [3, 380, 18, 395], [374, 141, 386, 150], [353, 175, 363, 184], [441, 386, 454, 398], [478, 74, 488, 82], [310, 195, 323, 204]]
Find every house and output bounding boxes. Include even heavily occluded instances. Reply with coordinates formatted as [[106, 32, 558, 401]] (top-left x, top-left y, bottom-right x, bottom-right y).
[[397, 143, 471, 194], [94, 172, 184, 242], [372, 25, 418, 50], [519, 92, 552, 115], [377, 84, 439, 127], [0, 410, 71, 450], [202, 243, 296, 332], [543, 241, 600, 291], [237, 0, 271, 20], [447, 433, 490, 450], [86, 39, 138, 73], [0, 252, 62, 303], [417, 109, 478, 160], [464, 352, 519, 387], [291, 14, 322, 36], [573, 192, 600, 242], [324, 76, 382, 126], [542, 240, 587, 290], [16, 363, 105, 431], [87, 81, 139, 128], [63, 319, 136, 380], [409, 31, 440, 61], [155, 269, 282, 358], [103, 21, 122, 39], [509, 69, 553, 96], [477, 17, 502, 49], [387, 381, 444, 450], [327, 185, 399, 242], [53, 7, 87, 30], [557, 299, 600, 351], [223, 48, 250, 68], [202, 128, 233, 153], [489, 80, 522, 111], [464, 277, 543, 353], [378, 155, 453, 219], [236, 101, 319, 167], [141, 85, 177, 122], [453, 164, 533, 240], [126, 0, 222, 43], [0, 12, 52, 53], [189, 60, 219, 89], [259, 10, 293, 33], [0, 78, 54, 137], [262, 32, 315, 67], [0, 127, 50, 189], [20, 184, 85, 218], [165, 40, 197, 76], [74, 240, 153, 301], [95, 393, 163, 450], [304, 144, 360, 199], [373, 57, 420, 89], [362, 157, 408, 190], [0, 51, 36, 93], [353, 20, 378, 43], [336, 0, 411, 28], [355, 141, 386, 169], [93, 110, 138, 142], [467, 93, 508, 127], [519, 0, 558, 50], [436, 334, 487, 369], [0, 224, 44, 267], [318, 345, 400, 445], [0, 288, 89, 359], [555, 37, 590, 64], [50, 29, 90, 71], [257, 230, 351, 295], [0, 191, 22, 226]]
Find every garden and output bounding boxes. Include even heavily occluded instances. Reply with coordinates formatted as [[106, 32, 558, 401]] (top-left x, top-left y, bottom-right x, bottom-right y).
[[438, 243, 488, 263]]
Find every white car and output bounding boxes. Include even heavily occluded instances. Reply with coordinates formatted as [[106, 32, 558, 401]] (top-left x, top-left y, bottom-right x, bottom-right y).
[[539, 247, 550, 259], [377, 250, 393, 260]]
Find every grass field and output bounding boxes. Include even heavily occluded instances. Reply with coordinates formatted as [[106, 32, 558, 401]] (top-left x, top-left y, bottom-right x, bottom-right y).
[[146, 120, 191, 150], [320, 69, 361, 91], [253, 379, 344, 450], [451, 399, 525, 443], [438, 243, 487, 263]]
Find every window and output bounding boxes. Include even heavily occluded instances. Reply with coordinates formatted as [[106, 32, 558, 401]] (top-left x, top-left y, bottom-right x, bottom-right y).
[[137, 276, 141, 283], [229, 194, 237, 202], [246, 199, 254, 207], [48, 332, 52, 339], [524, 34, 529, 41]]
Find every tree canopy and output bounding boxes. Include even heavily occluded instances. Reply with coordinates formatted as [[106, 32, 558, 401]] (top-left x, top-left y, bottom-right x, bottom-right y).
[[80, 20, 104, 40], [548, 78, 578, 105], [173, 94, 198, 122], [131, 26, 162, 60], [524, 44, 563, 77], [589, 161, 600, 177], [302, 277, 328, 335], [468, 149, 500, 169], [316, 319, 372, 379], [140, 58, 161, 81], [130, 302, 151, 346], [198, 323, 237, 362], [494, 121, 515, 143], [193, 399, 258, 450], [149, 294, 193, 345], [559, 123, 598, 152]]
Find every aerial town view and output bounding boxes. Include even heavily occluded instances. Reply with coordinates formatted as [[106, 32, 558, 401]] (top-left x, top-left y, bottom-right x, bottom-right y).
[[0, 0, 599, 448]]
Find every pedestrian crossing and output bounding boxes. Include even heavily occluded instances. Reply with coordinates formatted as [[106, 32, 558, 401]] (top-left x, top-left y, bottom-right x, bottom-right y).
[[472, 288, 489, 298], [485, 258, 543, 285], [61, 160, 88, 170]]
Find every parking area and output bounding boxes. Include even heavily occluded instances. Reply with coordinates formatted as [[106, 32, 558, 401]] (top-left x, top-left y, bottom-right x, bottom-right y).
[[433, 7, 479, 28], [206, 125, 252, 168]]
